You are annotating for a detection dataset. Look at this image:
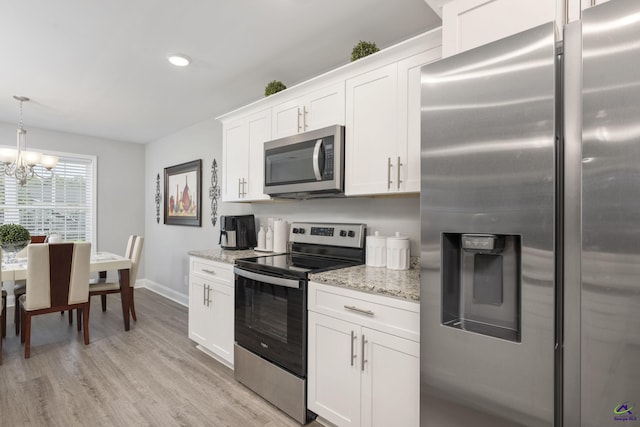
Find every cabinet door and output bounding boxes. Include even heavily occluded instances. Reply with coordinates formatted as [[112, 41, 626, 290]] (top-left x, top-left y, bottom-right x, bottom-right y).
[[360, 327, 420, 427], [222, 120, 249, 201], [246, 110, 271, 201], [304, 83, 345, 132], [345, 64, 399, 196], [308, 311, 361, 427], [272, 98, 303, 139], [207, 279, 235, 366], [442, 0, 556, 57], [397, 50, 441, 193], [188, 278, 211, 347]]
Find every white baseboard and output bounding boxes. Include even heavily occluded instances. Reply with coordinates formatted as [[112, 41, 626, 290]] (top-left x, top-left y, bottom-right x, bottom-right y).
[[138, 279, 188, 307]]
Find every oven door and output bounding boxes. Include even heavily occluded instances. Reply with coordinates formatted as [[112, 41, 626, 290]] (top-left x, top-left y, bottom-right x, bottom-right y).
[[234, 266, 306, 377]]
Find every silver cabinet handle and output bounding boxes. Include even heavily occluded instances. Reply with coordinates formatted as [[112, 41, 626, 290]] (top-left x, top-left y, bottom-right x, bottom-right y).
[[297, 107, 303, 132], [207, 284, 212, 307], [303, 106, 308, 130], [202, 269, 216, 275], [350, 331, 357, 366], [203, 283, 207, 305], [387, 157, 393, 190], [397, 156, 402, 189], [240, 178, 247, 197], [238, 178, 242, 198], [361, 334, 367, 371], [344, 305, 375, 316]]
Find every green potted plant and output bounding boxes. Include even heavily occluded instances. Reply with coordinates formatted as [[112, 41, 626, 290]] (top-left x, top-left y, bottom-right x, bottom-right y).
[[265, 80, 287, 97], [351, 40, 380, 61], [0, 223, 31, 262]]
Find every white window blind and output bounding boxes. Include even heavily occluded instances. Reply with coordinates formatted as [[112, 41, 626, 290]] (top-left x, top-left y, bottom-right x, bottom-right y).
[[0, 154, 95, 243]]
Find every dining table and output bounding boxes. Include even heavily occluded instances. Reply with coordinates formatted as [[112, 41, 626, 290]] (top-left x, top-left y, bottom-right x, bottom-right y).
[[1, 251, 133, 331]]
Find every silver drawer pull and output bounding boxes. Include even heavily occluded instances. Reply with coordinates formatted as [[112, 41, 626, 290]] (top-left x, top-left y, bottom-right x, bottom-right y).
[[344, 305, 375, 316], [202, 269, 216, 275]]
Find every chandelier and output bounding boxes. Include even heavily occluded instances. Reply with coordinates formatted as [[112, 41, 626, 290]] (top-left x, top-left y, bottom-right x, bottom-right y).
[[0, 96, 59, 186]]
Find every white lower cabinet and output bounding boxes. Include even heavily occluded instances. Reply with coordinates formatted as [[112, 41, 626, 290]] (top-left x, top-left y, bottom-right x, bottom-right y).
[[188, 257, 234, 367], [307, 282, 419, 427]]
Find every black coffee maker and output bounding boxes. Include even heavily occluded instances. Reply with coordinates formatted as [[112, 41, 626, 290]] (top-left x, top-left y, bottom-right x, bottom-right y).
[[219, 215, 257, 250]]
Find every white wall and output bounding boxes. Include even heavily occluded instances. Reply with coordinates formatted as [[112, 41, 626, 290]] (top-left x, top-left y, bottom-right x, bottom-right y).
[[0, 122, 145, 298], [144, 117, 420, 305]]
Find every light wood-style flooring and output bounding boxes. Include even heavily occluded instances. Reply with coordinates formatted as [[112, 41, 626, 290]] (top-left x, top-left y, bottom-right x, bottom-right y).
[[0, 289, 323, 426]]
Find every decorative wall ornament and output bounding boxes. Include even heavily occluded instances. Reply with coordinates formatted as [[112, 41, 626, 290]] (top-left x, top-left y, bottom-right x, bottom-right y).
[[209, 159, 221, 227], [154, 173, 162, 223], [164, 159, 202, 227]]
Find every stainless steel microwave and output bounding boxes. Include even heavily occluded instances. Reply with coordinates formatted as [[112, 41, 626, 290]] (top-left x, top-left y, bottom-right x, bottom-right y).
[[264, 125, 345, 199]]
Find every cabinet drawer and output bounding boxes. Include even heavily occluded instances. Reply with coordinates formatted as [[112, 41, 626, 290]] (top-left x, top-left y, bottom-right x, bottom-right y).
[[190, 257, 233, 285], [308, 282, 419, 342]]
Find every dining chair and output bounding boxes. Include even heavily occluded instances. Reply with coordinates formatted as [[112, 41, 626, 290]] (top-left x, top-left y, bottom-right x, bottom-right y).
[[90, 235, 144, 321], [12, 235, 50, 335], [19, 242, 91, 359]]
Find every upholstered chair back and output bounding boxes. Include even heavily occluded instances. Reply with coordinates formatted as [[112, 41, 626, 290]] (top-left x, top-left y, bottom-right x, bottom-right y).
[[128, 236, 144, 287], [24, 242, 91, 311]]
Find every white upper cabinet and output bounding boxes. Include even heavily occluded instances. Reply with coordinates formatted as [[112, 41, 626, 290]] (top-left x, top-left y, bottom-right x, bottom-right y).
[[272, 82, 345, 139], [345, 63, 399, 196], [345, 44, 441, 196], [218, 28, 441, 202], [221, 108, 271, 202], [442, 0, 558, 57]]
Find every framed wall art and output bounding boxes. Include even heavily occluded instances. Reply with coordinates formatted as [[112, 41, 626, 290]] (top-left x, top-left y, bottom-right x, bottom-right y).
[[164, 159, 202, 227]]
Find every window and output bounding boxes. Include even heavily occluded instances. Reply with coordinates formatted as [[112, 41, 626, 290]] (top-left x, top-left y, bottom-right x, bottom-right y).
[[0, 153, 96, 244]]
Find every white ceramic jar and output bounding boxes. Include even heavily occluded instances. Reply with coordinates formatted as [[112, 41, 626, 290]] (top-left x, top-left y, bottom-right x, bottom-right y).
[[366, 231, 386, 267], [386, 232, 410, 270]]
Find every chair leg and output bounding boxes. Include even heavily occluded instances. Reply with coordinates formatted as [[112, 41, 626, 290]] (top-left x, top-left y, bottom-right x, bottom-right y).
[[24, 312, 31, 358], [77, 308, 82, 332], [15, 301, 21, 335], [20, 304, 26, 344], [130, 288, 137, 322], [68, 309, 73, 325], [83, 304, 90, 345], [1, 292, 6, 338], [101, 295, 107, 312]]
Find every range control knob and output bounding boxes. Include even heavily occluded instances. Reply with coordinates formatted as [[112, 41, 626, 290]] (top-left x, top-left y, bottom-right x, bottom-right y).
[[347, 230, 355, 238], [292, 228, 300, 234], [340, 230, 347, 237], [299, 228, 306, 234]]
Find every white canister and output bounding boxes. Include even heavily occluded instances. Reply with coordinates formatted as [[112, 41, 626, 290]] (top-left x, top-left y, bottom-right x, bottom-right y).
[[386, 232, 410, 270], [273, 219, 289, 253], [366, 231, 386, 267]]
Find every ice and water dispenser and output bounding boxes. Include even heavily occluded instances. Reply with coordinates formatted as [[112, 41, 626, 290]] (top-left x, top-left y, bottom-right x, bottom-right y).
[[441, 233, 521, 342]]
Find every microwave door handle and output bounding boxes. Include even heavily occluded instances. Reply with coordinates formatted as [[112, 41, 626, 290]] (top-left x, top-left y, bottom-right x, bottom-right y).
[[234, 266, 301, 289], [312, 139, 324, 181]]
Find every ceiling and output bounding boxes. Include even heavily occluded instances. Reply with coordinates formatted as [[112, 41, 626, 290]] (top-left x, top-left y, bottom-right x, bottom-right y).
[[0, 1, 441, 144]]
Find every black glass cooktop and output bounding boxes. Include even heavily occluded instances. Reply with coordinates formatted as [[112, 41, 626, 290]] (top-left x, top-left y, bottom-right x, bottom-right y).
[[235, 253, 361, 279]]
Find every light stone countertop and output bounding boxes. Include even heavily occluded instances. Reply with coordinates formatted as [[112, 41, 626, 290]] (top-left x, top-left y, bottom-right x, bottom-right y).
[[309, 257, 420, 302], [189, 250, 421, 302]]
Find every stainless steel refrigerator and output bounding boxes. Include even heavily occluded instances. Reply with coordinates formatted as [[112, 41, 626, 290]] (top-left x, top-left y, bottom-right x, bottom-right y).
[[420, 0, 640, 426]]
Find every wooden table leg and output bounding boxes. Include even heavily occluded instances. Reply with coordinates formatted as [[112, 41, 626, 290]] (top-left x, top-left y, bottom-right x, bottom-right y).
[[118, 268, 131, 331]]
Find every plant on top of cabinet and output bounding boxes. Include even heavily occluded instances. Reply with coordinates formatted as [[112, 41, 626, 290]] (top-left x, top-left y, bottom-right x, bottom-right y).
[[265, 80, 287, 96], [351, 40, 379, 61]]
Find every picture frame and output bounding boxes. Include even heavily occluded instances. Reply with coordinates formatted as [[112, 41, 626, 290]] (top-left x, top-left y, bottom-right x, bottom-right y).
[[164, 159, 202, 227]]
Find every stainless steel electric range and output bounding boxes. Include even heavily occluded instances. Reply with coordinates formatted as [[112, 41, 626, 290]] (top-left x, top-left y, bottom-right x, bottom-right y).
[[233, 222, 366, 424]]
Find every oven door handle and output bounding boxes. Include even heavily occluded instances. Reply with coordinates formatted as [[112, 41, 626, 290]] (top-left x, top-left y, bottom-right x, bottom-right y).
[[234, 266, 301, 289]]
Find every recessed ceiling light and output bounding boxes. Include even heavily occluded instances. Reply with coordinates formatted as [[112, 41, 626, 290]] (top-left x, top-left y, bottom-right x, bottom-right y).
[[168, 54, 191, 67]]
